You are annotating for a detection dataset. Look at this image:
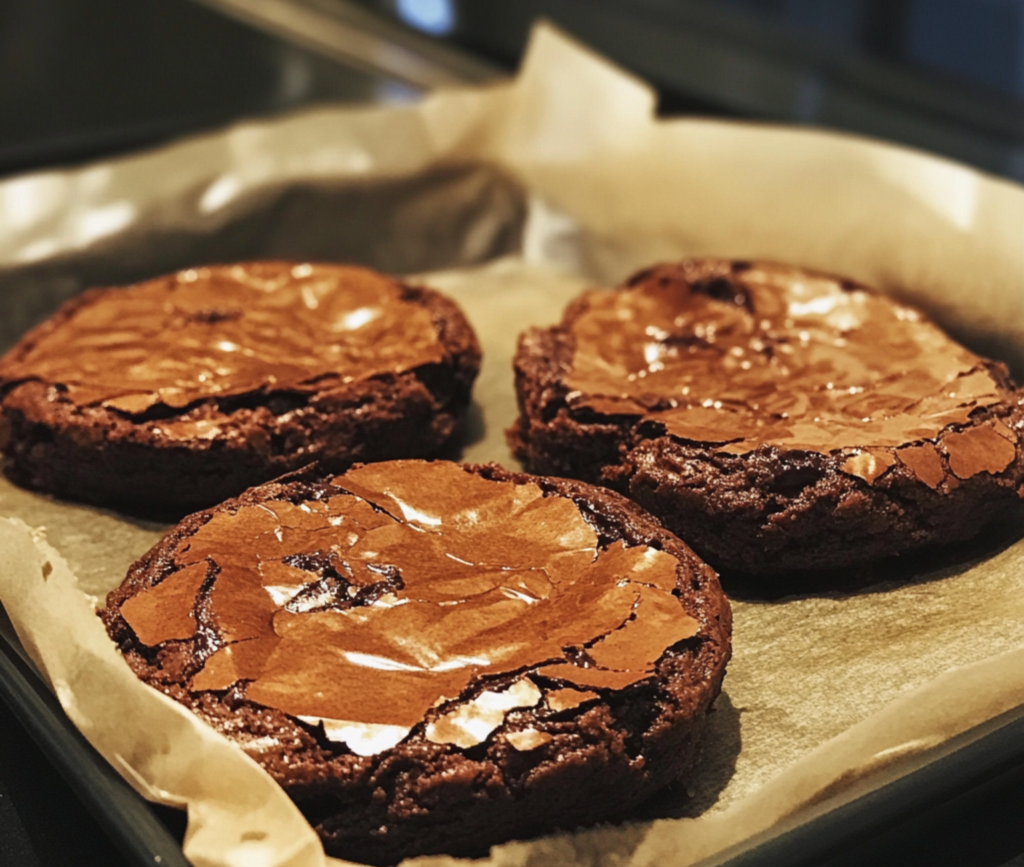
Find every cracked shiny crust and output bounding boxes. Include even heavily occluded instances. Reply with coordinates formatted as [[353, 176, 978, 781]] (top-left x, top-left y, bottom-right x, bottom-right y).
[[102, 463, 731, 865], [0, 264, 480, 516], [509, 260, 1024, 576]]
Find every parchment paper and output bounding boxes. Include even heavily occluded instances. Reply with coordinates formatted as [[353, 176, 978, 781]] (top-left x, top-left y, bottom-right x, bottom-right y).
[[1, 24, 1023, 867]]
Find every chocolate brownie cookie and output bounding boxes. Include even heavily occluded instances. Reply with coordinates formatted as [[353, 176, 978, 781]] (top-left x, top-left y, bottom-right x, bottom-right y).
[[510, 259, 1024, 576], [0, 262, 480, 515], [102, 460, 731, 864]]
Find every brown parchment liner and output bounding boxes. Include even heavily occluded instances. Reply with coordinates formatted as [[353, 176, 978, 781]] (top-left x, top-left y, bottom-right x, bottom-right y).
[[2, 23, 1024, 867]]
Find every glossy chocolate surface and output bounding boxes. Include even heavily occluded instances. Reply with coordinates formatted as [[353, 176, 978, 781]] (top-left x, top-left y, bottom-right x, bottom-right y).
[[119, 461, 698, 756], [0, 262, 445, 415], [565, 260, 1019, 483]]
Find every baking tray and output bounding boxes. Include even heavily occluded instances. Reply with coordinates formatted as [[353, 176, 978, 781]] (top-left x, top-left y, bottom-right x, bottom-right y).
[[1, 24, 1023, 867]]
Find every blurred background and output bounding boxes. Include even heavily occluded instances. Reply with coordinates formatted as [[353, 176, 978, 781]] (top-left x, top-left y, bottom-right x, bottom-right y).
[[2, 0, 1024, 179], [1, 2, 1024, 867]]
